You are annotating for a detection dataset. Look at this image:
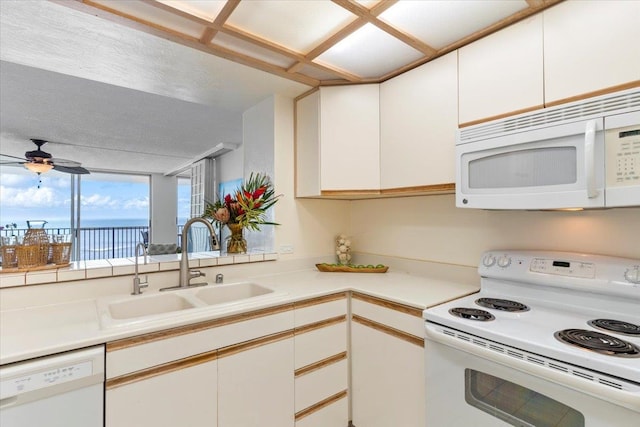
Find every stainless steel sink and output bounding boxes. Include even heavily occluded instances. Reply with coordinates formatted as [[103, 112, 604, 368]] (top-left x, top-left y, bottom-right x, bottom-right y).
[[107, 293, 196, 320], [195, 282, 274, 305]]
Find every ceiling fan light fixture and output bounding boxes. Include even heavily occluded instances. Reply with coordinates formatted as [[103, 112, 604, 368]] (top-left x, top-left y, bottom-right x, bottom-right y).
[[24, 162, 54, 173]]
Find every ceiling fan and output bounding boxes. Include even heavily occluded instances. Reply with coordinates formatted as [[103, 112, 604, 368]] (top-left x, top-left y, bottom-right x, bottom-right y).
[[0, 139, 90, 175]]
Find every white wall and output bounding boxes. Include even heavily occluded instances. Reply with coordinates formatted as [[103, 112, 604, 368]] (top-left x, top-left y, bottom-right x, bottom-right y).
[[350, 195, 640, 267]]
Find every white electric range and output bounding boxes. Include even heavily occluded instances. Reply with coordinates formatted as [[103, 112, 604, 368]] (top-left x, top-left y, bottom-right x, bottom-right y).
[[423, 250, 640, 427]]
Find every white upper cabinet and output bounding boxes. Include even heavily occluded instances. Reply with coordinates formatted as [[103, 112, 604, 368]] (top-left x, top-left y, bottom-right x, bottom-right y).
[[458, 14, 544, 125], [380, 51, 458, 189], [543, 0, 640, 105], [296, 85, 380, 197]]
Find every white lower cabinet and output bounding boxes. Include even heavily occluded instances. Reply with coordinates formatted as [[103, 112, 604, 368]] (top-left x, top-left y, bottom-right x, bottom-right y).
[[104, 292, 427, 427], [106, 357, 217, 427], [218, 335, 295, 427], [105, 305, 295, 427], [350, 294, 426, 427]]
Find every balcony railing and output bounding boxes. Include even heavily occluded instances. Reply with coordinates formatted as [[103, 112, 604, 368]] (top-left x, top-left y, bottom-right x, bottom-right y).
[[1, 226, 156, 261]]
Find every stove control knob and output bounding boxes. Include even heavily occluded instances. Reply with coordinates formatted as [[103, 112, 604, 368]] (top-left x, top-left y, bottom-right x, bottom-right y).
[[497, 256, 512, 268], [482, 254, 496, 267], [624, 267, 640, 284]]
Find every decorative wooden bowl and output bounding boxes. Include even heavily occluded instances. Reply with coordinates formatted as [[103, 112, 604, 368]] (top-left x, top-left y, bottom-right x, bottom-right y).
[[315, 263, 389, 273]]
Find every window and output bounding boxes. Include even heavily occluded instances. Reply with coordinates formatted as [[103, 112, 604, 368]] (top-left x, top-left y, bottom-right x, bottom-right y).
[[0, 165, 150, 261]]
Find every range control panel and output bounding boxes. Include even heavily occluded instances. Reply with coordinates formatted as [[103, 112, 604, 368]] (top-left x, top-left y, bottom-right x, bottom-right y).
[[530, 258, 595, 279], [478, 251, 640, 292]]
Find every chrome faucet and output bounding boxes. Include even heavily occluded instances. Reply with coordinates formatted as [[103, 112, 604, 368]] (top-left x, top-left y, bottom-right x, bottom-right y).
[[132, 242, 148, 295], [161, 217, 219, 291]]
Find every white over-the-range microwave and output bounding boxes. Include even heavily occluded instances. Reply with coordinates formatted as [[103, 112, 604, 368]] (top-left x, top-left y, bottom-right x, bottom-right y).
[[456, 88, 640, 210]]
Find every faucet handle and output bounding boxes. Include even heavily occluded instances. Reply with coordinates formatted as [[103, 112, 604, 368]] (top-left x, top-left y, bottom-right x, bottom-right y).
[[190, 270, 205, 279]]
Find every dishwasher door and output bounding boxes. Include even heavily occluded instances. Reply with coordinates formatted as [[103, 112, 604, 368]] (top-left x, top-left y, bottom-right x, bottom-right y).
[[0, 346, 105, 427]]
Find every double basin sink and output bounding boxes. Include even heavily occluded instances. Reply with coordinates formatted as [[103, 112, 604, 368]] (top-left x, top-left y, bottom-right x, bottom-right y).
[[98, 282, 284, 328]]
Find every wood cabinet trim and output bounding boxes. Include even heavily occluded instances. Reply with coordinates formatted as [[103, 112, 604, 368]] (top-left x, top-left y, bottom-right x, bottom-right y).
[[294, 315, 347, 335], [293, 292, 347, 309], [294, 351, 347, 378], [380, 183, 455, 195], [106, 302, 294, 351], [217, 329, 294, 359], [459, 104, 544, 128], [460, 81, 640, 128], [294, 389, 348, 421], [545, 80, 640, 108], [352, 292, 423, 317], [106, 349, 218, 390], [352, 314, 424, 347]]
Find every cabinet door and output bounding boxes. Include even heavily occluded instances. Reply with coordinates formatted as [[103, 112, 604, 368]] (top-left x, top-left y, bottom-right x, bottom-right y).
[[320, 85, 380, 192], [458, 14, 543, 125], [351, 323, 426, 427], [218, 336, 294, 427], [351, 322, 425, 427], [543, 0, 640, 105], [380, 51, 458, 189], [106, 359, 217, 427]]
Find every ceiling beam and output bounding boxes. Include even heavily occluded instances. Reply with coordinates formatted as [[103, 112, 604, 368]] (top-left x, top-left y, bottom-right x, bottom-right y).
[[331, 0, 436, 56]]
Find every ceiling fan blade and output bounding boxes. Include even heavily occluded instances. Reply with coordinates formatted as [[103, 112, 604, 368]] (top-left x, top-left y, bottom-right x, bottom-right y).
[[0, 161, 25, 165], [0, 153, 28, 161], [53, 164, 90, 175], [50, 157, 81, 167]]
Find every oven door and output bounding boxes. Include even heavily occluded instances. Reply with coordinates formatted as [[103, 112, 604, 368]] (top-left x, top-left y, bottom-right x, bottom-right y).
[[456, 118, 605, 210], [425, 324, 639, 427]]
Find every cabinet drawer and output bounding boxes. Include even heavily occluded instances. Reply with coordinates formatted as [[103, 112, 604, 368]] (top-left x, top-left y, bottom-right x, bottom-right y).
[[107, 305, 294, 378], [294, 321, 347, 369], [352, 293, 424, 338], [295, 358, 347, 412], [294, 293, 347, 327], [295, 393, 348, 427]]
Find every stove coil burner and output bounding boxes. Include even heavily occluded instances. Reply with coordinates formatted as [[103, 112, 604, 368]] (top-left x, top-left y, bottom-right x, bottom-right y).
[[554, 329, 640, 358], [449, 307, 495, 321], [588, 319, 640, 337], [475, 298, 529, 312]]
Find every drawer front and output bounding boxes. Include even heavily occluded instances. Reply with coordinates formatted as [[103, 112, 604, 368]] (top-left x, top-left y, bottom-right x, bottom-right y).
[[295, 358, 348, 412], [352, 294, 424, 338], [294, 295, 347, 327], [294, 322, 347, 370], [107, 307, 294, 378], [295, 393, 349, 427]]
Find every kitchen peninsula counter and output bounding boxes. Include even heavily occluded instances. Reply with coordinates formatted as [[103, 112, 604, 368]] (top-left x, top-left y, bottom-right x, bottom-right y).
[[0, 257, 480, 365]]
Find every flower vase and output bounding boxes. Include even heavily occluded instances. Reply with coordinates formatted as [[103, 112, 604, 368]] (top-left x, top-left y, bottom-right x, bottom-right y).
[[226, 223, 247, 254]]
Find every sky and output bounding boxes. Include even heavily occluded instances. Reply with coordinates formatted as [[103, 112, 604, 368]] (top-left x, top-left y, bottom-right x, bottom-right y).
[[0, 166, 190, 228]]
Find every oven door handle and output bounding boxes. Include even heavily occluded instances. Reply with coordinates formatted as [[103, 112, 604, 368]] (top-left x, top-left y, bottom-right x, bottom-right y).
[[425, 324, 640, 412]]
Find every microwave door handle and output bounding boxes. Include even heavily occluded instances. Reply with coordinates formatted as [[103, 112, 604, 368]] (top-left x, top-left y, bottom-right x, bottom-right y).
[[584, 120, 598, 198]]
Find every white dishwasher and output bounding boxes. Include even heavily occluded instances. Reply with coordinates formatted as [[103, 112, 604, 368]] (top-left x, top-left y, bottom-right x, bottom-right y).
[[0, 346, 105, 427]]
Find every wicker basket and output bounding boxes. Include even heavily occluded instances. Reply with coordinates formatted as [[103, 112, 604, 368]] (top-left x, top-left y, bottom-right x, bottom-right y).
[[49, 242, 72, 265], [1, 245, 18, 268], [16, 244, 49, 268]]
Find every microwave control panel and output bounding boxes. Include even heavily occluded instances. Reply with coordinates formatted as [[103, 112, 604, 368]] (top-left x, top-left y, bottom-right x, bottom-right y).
[[606, 123, 639, 187]]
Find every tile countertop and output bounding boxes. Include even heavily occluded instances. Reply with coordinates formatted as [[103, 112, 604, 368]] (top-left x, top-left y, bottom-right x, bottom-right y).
[[0, 258, 480, 365]]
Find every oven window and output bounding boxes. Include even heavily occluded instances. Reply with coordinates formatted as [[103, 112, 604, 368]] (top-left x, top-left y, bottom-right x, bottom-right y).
[[465, 369, 585, 427]]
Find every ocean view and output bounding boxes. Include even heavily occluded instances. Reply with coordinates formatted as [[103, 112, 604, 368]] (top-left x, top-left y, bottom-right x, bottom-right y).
[[1, 218, 190, 260]]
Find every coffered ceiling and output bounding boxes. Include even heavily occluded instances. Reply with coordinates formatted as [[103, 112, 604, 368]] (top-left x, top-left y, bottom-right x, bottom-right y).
[[70, 0, 563, 86], [1, 0, 563, 176]]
